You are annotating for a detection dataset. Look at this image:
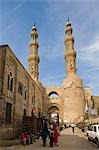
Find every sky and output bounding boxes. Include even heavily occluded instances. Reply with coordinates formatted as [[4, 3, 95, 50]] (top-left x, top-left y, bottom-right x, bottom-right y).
[[0, 0, 99, 96]]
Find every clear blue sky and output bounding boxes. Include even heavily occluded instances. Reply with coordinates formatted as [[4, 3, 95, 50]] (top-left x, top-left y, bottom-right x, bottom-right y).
[[0, 0, 99, 96]]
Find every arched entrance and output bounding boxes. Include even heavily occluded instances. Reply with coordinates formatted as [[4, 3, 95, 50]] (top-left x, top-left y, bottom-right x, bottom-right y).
[[48, 91, 59, 98], [47, 106, 59, 125]]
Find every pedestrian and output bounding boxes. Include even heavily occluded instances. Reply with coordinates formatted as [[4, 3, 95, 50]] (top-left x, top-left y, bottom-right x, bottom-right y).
[[49, 124, 54, 147], [19, 131, 30, 145], [24, 131, 31, 144], [41, 120, 49, 147], [19, 132, 27, 145], [28, 128, 36, 144], [71, 123, 75, 133], [54, 124, 59, 146], [64, 123, 67, 128]]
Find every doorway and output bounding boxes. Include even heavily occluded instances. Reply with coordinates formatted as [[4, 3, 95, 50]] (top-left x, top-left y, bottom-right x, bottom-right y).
[[5, 102, 12, 123], [47, 106, 59, 125]]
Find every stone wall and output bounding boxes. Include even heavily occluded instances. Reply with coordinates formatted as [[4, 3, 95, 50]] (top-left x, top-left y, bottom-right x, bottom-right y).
[[92, 96, 99, 113], [0, 45, 48, 124], [62, 77, 85, 122], [0, 46, 6, 123]]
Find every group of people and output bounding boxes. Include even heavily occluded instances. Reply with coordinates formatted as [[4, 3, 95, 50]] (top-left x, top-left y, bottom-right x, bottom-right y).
[[19, 120, 60, 147], [40, 120, 59, 147], [19, 129, 36, 145]]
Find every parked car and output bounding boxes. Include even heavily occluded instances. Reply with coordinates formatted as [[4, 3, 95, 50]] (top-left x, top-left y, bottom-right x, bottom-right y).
[[87, 124, 99, 148]]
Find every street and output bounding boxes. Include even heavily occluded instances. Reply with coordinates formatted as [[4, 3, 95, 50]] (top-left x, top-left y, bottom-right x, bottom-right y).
[[0, 127, 98, 150]]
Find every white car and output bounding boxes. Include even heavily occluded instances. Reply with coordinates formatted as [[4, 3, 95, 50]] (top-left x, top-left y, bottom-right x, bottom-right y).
[[87, 124, 99, 148]]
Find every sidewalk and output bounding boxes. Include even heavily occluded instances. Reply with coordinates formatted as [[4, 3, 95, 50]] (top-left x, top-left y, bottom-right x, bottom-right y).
[[0, 139, 21, 150], [0, 145, 22, 150], [0, 139, 20, 147], [0, 135, 38, 149]]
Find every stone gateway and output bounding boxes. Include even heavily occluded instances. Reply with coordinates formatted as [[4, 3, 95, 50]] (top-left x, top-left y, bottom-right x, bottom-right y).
[[0, 19, 99, 128]]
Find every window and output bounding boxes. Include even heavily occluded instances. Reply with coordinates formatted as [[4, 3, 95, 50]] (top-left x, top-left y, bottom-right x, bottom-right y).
[[18, 82, 23, 95], [24, 86, 27, 100], [7, 72, 13, 92], [7, 75, 10, 90], [10, 78, 13, 92]]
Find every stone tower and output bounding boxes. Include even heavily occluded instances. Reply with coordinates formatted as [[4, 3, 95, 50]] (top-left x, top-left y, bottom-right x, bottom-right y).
[[28, 24, 40, 81], [63, 19, 84, 122], [64, 18, 76, 78]]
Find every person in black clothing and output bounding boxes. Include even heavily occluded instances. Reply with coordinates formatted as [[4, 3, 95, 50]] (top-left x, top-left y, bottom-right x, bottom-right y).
[[71, 123, 75, 133], [41, 121, 48, 147], [64, 123, 67, 128], [72, 126, 74, 133]]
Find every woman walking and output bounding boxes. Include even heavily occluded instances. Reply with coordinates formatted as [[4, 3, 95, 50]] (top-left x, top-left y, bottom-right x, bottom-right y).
[[54, 124, 59, 146], [41, 121, 48, 147]]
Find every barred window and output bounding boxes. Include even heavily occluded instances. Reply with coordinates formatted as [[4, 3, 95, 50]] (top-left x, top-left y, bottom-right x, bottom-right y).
[[18, 82, 23, 95]]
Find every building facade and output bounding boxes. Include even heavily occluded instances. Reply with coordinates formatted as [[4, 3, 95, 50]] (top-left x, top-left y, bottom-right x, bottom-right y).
[[0, 43, 48, 124], [0, 20, 99, 126]]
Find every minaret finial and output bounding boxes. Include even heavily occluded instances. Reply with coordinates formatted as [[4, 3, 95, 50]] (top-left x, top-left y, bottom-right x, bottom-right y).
[[34, 21, 35, 26], [32, 22, 37, 31], [68, 17, 69, 22]]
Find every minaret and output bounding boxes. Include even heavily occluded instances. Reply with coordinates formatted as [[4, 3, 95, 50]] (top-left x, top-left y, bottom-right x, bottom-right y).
[[63, 19, 84, 122], [28, 24, 40, 81], [64, 18, 76, 78]]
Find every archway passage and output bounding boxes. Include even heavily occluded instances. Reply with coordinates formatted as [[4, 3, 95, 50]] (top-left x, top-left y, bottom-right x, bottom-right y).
[[47, 106, 59, 125], [48, 91, 59, 98]]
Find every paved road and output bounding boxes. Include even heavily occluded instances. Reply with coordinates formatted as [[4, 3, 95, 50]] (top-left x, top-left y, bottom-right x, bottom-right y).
[[0, 127, 98, 150]]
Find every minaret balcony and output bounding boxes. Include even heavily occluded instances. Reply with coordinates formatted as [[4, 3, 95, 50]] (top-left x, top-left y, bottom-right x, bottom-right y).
[[28, 55, 39, 61], [31, 30, 38, 37], [64, 51, 76, 59], [65, 36, 74, 42], [29, 40, 39, 47]]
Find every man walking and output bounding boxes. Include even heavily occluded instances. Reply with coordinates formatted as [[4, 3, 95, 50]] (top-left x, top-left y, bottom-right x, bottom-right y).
[[71, 123, 75, 133]]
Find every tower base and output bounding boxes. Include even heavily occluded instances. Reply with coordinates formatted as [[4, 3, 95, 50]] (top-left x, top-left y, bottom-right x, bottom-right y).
[[62, 76, 84, 122]]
